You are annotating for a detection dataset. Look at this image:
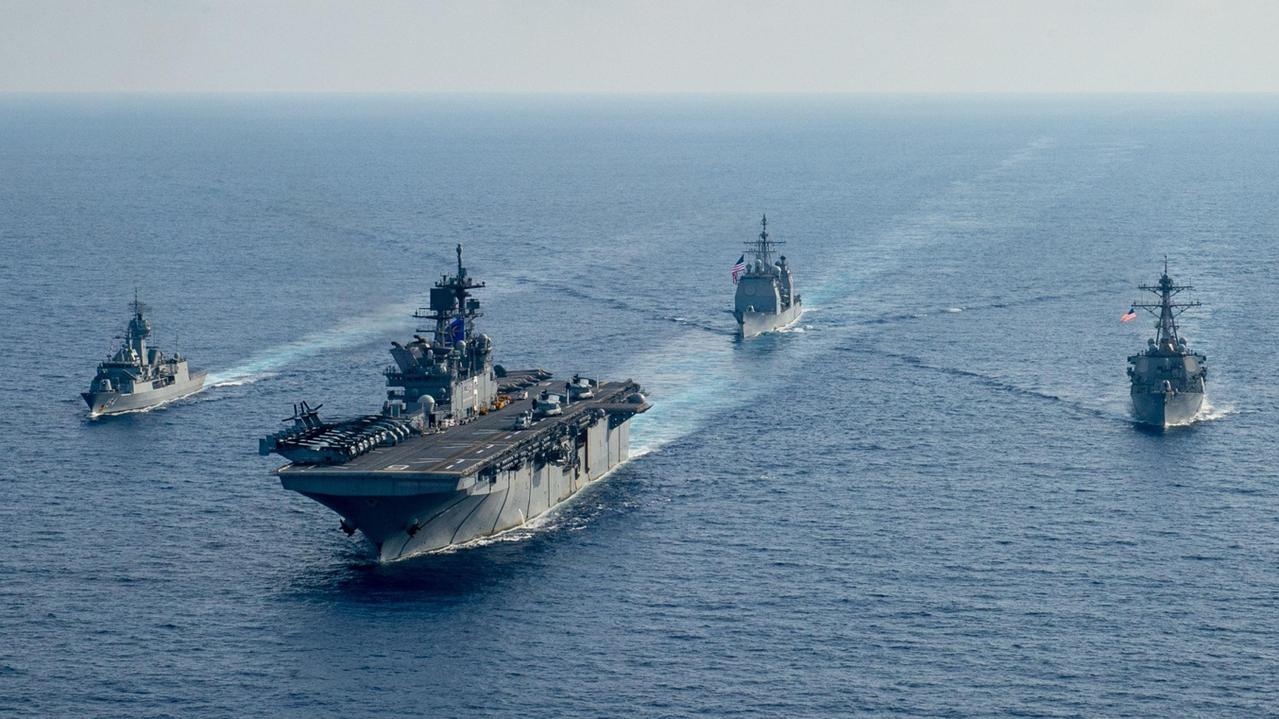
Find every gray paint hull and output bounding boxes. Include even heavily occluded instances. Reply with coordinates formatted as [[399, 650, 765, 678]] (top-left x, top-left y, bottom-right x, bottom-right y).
[[1131, 389, 1203, 428], [282, 419, 632, 561], [737, 303, 802, 338], [82, 371, 207, 416]]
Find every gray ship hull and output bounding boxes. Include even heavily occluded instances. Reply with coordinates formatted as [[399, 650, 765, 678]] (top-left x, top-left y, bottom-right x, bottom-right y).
[[1131, 388, 1203, 428], [737, 302, 802, 338], [83, 370, 207, 417], [280, 418, 632, 561]]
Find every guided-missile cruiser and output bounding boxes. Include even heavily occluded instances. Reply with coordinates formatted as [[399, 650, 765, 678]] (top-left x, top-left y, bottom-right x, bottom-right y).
[[259, 245, 650, 561], [82, 294, 206, 417], [732, 215, 802, 337], [1126, 262, 1207, 428]]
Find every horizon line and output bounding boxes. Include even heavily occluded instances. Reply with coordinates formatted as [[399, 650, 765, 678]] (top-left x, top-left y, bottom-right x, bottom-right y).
[[4, 90, 1279, 97]]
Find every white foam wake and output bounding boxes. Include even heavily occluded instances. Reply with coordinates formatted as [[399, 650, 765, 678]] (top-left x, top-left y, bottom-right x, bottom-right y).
[[624, 136, 1071, 456], [626, 317, 818, 456], [206, 301, 416, 387], [1191, 398, 1236, 424]]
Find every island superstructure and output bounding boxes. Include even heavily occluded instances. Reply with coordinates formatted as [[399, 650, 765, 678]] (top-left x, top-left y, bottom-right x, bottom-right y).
[[733, 215, 801, 337], [82, 294, 206, 417], [1126, 262, 1207, 427], [260, 245, 650, 561]]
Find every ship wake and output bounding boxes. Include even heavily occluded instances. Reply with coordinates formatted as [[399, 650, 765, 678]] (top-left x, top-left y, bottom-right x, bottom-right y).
[[624, 138, 1082, 455], [1165, 398, 1237, 427], [206, 302, 415, 387]]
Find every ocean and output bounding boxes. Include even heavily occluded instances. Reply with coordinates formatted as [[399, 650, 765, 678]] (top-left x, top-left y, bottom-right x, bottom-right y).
[[1, 94, 1276, 717]]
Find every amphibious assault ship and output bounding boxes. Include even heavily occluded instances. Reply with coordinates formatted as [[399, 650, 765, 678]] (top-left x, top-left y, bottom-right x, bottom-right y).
[[1126, 262, 1207, 428], [83, 294, 206, 417], [259, 245, 650, 561], [732, 215, 801, 337]]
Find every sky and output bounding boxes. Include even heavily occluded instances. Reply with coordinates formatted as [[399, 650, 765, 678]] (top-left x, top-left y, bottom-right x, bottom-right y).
[[2, 0, 1278, 93]]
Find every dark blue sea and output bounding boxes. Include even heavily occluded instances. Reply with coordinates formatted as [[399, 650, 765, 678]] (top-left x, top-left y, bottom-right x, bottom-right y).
[[1, 95, 1277, 717]]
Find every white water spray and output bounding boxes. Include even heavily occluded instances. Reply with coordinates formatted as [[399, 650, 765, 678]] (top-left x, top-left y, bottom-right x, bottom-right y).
[[206, 302, 416, 387]]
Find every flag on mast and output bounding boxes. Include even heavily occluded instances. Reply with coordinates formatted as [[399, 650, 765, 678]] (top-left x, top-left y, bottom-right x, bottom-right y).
[[730, 255, 747, 284], [1120, 307, 1138, 322]]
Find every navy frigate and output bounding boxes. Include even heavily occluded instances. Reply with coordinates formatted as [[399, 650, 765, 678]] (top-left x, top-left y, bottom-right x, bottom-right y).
[[1125, 262, 1207, 428], [259, 245, 650, 561], [83, 294, 206, 417], [733, 215, 801, 337]]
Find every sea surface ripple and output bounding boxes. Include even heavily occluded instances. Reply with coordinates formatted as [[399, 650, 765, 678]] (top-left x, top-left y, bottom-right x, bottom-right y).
[[1, 95, 1276, 717]]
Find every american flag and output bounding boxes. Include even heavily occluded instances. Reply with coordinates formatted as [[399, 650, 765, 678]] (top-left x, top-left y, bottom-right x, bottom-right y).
[[1120, 307, 1138, 322], [730, 254, 746, 283]]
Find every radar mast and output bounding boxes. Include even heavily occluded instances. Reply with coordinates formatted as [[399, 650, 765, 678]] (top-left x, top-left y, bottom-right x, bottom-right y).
[[1131, 258, 1200, 349], [744, 214, 783, 267], [414, 243, 486, 347]]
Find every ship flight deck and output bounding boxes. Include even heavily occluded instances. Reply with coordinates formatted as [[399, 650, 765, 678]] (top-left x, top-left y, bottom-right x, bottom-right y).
[[276, 375, 646, 482]]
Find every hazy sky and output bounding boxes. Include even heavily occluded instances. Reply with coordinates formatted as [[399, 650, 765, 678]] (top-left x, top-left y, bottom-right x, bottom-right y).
[[3, 0, 1278, 93]]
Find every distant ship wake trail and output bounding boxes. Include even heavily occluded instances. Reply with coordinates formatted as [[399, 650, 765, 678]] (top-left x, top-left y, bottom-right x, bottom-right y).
[[206, 302, 415, 387]]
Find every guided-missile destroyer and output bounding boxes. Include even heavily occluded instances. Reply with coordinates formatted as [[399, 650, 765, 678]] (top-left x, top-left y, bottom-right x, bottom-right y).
[[259, 245, 650, 561], [83, 294, 206, 417], [732, 215, 801, 337], [1126, 262, 1207, 428]]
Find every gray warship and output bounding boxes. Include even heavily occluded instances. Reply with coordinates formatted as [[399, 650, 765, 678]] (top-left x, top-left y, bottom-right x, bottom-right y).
[[259, 245, 650, 561], [83, 295, 206, 417], [1126, 262, 1207, 428], [733, 215, 801, 337]]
